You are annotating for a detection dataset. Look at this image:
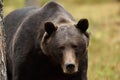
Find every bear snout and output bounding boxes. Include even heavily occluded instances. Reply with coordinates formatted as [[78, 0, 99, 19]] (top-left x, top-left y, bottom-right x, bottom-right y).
[[62, 50, 78, 74], [66, 63, 75, 72], [66, 63, 75, 71], [62, 62, 78, 74]]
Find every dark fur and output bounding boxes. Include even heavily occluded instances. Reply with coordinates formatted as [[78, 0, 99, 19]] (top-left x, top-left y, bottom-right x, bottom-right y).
[[4, 2, 89, 80]]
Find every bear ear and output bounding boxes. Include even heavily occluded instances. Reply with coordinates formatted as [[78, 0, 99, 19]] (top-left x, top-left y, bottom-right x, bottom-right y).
[[45, 22, 57, 35], [76, 19, 89, 32]]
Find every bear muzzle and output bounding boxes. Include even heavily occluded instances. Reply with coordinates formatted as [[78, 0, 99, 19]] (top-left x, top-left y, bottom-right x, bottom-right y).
[[62, 62, 78, 74], [62, 51, 78, 74]]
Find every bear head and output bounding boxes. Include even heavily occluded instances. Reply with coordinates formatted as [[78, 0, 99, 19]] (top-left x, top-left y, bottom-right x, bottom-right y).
[[41, 19, 89, 74]]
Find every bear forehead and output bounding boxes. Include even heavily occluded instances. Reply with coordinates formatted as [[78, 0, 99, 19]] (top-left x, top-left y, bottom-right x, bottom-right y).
[[52, 25, 86, 45], [56, 25, 81, 37]]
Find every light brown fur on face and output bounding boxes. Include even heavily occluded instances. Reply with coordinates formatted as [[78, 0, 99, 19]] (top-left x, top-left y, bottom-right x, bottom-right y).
[[62, 48, 78, 74]]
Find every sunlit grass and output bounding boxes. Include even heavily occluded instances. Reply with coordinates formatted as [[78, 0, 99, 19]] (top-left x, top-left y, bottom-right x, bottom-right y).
[[4, 1, 120, 80], [4, 0, 25, 15]]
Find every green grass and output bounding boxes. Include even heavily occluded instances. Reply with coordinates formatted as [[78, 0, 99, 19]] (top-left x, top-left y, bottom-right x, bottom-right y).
[[4, 0, 120, 80]]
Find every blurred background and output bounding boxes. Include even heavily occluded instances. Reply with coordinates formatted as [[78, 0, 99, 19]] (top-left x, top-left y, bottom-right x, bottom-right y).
[[4, 0, 120, 80]]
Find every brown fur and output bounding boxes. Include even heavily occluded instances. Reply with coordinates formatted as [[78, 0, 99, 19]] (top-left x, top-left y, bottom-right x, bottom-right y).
[[4, 1, 89, 80]]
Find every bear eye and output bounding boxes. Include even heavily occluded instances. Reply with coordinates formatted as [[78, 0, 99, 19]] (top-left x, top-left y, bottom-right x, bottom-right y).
[[58, 46, 65, 50], [72, 45, 78, 49]]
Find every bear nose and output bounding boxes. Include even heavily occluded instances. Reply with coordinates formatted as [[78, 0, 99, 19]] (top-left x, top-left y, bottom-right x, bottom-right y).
[[66, 63, 75, 72]]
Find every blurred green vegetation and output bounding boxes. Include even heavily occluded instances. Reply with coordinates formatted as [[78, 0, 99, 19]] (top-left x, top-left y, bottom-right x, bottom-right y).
[[4, 0, 120, 80]]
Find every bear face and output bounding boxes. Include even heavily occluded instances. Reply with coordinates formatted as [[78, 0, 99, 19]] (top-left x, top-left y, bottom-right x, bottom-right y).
[[41, 19, 89, 74]]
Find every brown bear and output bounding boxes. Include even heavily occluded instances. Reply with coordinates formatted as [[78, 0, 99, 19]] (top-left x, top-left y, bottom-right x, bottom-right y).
[[4, 1, 90, 80]]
